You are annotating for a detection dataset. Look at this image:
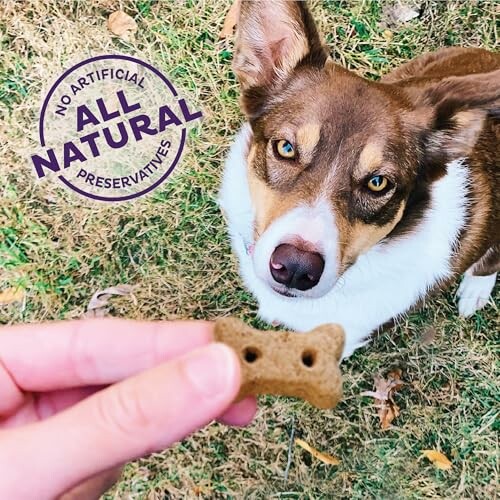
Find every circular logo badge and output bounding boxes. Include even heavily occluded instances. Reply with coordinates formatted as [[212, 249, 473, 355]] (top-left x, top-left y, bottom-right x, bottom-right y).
[[31, 54, 202, 202]]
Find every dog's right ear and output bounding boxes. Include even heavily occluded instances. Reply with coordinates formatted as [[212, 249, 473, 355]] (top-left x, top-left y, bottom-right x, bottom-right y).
[[232, 0, 328, 116]]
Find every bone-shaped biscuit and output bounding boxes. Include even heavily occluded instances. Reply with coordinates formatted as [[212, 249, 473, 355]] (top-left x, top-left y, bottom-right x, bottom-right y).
[[214, 317, 345, 409]]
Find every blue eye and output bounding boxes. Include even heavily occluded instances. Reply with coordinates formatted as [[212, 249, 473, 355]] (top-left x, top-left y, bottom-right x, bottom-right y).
[[275, 139, 296, 159], [367, 175, 389, 192]]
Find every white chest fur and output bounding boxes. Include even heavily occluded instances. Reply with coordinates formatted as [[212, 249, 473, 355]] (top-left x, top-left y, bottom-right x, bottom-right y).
[[219, 125, 468, 357]]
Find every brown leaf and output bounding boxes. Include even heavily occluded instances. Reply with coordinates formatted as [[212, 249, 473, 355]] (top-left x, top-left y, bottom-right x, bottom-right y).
[[361, 370, 404, 401], [219, 0, 240, 39], [84, 284, 135, 318], [295, 438, 341, 465], [0, 287, 25, 305], [386, 369, 404, 389], [107, 11, 137, 40], [379, 401, 400, 430], [361, 369, 405, 429], [421, 450, 452, 470]]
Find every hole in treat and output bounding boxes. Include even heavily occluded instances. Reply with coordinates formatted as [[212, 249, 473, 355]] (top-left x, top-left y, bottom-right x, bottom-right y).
[[301, 350, 316, 367], [243, 346, 261, 363]]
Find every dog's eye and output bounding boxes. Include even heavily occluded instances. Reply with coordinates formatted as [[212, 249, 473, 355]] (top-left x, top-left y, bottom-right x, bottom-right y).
[[367, 175, 389, 193], [274, 139, 296, 160]]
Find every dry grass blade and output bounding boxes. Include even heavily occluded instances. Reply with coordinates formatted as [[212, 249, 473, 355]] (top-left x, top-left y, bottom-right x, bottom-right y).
[[284, 415, 296, 481], [295, 438, 341, 466]]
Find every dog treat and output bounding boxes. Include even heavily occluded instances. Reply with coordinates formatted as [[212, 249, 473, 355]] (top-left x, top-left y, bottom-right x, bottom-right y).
[[214, 317, 345, 409]]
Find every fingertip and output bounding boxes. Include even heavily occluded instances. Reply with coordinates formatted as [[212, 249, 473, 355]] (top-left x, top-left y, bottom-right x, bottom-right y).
[[210, 342, 243, 396], [181, 342, 241, 403], [218, 396, 258, 427]]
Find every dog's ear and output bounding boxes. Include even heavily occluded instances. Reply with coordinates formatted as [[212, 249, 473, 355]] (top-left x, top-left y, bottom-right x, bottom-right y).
[[407, 70, 500, 166], [232, 0, 328, 116]]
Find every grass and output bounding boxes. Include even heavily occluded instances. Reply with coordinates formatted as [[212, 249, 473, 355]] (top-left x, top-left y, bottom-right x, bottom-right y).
[[0, 0, 498, 498]]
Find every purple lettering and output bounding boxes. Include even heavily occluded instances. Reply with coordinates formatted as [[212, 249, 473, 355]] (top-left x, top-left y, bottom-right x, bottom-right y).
[[77, 104, 99, 132], [96, 96, 120, 121], [63, 142, 86, 169], [31, 149, 60, 178], [80, 131, 101, 157], [117, 90, 141, 114], [178, 98, 202, 122], [158, 105, 182, 131], [103, 122, 128, 148], [129, 115, 158, 141]]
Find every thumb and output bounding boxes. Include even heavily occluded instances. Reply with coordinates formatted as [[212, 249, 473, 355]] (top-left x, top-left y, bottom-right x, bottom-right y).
[[0, 343, 240, 500]]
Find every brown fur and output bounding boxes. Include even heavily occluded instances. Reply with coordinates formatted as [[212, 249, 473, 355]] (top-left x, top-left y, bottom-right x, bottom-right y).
[[296, 123, 321, 164], [471, 245, 500, 276], [233, 2, 500, 281], [340, 204, 405, 271], [355, 141, 385, 179], [381, 47, 500, 83]]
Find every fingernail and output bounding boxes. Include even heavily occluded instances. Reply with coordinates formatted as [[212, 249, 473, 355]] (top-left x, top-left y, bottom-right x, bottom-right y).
[[183, 343, 237, 398]]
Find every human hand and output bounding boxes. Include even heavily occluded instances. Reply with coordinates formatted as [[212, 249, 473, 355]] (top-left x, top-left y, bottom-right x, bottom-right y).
[[0, 319, 256, 499]]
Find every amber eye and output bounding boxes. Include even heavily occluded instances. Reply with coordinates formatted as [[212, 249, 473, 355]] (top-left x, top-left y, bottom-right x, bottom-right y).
[[275, 139, 296, 159], [367, 175, 389, 192]]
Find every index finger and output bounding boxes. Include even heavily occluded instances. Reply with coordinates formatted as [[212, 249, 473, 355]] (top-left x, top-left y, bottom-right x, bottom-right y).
[[0, 319, 213, 391]]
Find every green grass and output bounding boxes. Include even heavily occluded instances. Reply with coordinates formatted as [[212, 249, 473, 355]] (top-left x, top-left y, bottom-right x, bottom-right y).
[[0, 0, 498, 498]]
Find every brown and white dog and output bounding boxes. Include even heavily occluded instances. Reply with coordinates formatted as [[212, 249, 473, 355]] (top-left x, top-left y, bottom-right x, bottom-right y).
[[219, 1, 499, 356]]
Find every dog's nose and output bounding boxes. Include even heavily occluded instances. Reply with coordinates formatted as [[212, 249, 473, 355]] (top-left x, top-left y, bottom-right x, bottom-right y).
[[270, 243, 324, 291]]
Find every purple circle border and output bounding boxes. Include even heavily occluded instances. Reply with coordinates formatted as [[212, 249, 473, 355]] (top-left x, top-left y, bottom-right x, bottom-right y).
[[38, 54, 188, 202]]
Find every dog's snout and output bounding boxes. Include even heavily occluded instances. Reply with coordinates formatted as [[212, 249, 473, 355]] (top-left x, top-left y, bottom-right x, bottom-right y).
[[270, 243, 325, 291]]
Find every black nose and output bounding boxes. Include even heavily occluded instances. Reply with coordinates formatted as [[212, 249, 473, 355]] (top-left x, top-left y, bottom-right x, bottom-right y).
[[270, 243, 325, 291]]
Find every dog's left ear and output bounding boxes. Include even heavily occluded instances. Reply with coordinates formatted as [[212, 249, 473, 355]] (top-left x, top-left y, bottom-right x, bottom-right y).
[[409, 70, 499, 165], [232, 0, 328, 116]]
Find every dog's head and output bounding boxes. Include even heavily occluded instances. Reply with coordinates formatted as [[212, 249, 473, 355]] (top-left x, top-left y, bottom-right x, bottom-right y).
[[232, 1, 497, 299]]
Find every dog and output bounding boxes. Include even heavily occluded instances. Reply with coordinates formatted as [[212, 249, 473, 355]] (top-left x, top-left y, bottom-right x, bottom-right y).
[[219, 1, 499, 357]]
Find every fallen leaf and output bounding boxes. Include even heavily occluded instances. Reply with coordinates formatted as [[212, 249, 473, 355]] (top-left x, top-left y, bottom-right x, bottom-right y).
[[219, 0, 240, 39], [392, 5, 420, 23], [380, 402, 400, 429], [361, 369, 404, 401], [84, 284, 135, 318], [0, 287, 25, 305], [421, 450, 452, 470], [361, 369, 405, 429], [107, 11, 137, 40], [382, 4, 421, 27], [295, 438, 341, 465]]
